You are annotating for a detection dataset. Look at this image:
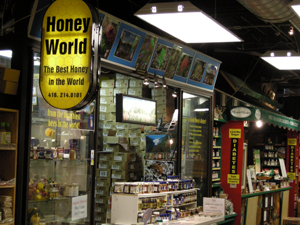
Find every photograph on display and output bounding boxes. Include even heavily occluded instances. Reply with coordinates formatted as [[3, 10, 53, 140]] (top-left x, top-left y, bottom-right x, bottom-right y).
[[145, 160, 174, 181], [203, 63, 218, 86], [135, 34, 158, 72], [189, 59, 207, 82], [114, 29, 141, 62], [164, 45, 182, 78], [150, 43, 172, 71], [100, 16, 120, 59], [175, 53, 193, 78]]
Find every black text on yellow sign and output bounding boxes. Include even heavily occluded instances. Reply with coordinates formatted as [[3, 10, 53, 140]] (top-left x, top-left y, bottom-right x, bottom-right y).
[[227, 174, 240, 184], [40, 0, 93, 110], [287, 172, 296, 180], [230, 138, 238, 174], [229, 129, 241, 139], [288, 138, 297, 146], [289, 145, 295, 173]]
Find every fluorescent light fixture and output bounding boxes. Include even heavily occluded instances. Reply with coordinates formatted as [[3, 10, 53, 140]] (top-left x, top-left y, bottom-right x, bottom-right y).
[[134, 1, 242, 43], [261, 50, 300, 70], [183, 92, 197, 99], [291, 1, 300, 17], [194, 108, 209, 112], [0, 50, 12, 58]]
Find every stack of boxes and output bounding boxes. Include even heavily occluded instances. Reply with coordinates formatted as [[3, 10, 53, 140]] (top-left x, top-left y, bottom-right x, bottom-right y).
[[0, 67, 20, 95], [96, 74, 145, 224]]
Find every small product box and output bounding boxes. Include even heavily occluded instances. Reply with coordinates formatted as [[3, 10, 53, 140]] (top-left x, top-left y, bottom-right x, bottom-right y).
[[0, 80, 18, 95], [115, 79, 128, 88], [129, 78, 143, 87], [113, 88, 128, 96], [98, 152, 113, 162], [100, 96, 114, 104], [113, 152, 136, 162], [100, 88, 114, 96], [100, 103, 116, 113], [283, 217, 300, 225], [96, 178, 111, 187], [127, 87, 143, 96], [97, 169, 111, 178], [116, 73, 129, 80], [0, 67, 20, 82], [151, 88, 167, 97], [99, 112, 116, 121], [100, 79, 115, 88]]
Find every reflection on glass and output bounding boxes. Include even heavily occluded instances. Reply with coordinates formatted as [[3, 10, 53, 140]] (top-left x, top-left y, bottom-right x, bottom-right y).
[[0, 49, 12, 68], [181, 93, 210, 205], [27, 52, 94, 224]]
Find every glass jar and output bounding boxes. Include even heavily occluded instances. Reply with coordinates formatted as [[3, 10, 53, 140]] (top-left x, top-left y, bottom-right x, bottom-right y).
[[57, 147, 64, 160], [130, 183, 138, 194], [69, 149, 76, 160], [123, 183, 130, 194], [113, 182, 124, 193]]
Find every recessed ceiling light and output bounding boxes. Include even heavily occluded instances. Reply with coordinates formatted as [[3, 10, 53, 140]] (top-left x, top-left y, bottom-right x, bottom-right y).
[[261, 50, 300, 70]]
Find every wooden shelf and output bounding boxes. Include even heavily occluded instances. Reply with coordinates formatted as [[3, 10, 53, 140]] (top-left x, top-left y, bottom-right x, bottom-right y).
[[213, 146, 221, 149], [0, 108, 19, 221], [213, 157, 221, 160], [212, 178, 221, 182], [212, 168, 221, 170]]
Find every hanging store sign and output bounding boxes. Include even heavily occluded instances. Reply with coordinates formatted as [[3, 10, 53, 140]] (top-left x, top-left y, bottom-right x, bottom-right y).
[[227, 129, 241, 184], [40, 0, 101, 110], [288, 138, 296, 180]]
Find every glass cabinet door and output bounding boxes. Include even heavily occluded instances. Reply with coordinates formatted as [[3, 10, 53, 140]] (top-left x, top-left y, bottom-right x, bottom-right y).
[[27, 52, 95, 224], [181, 92, 211, 205]]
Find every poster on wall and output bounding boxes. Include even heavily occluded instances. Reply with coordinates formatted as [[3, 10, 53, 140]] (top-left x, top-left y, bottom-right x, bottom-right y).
[[164, 45, 182, 79], [100, 15, 120, 59], [175, 53, 193, 78], [114, 29, 141, 62], [189, 58, 207, 83], [203, 63, 218, 86], [150, 43, 172, 72], [134, 34, 158, 72], [144, 160, 174, 181]]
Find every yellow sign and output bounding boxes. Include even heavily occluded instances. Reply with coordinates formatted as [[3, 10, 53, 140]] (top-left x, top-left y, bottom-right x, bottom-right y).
[[229, 129, 241, 138], [288, 138, 297, 146], [40, 0, 93, 110], [287, 172, 296, 180], [227, 174, 240, 184]]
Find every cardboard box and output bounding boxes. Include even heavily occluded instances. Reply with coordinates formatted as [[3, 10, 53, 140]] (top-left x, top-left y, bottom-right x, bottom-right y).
[[129, 137, 141, 146], [115, 79, 128, 88], [116, 73, 129, 80], [98, 152, 113, 161], [102, 144, 126, 152], [100, 88, 114, 96], [128, 128, 141, 138], [100, 96, 114, 104], [95, 196, 111, 205], [151, 88, 167, 97], [127, 87, 143, 96], [154, 96, 167, 104], [115, 123, 129, 130], [105, 136, 128, 144], [0, 67, 20, 82], [113, 88, 128, 96], [98, 161, 112, 170], [96, 178, 111, 187], [99, 121, 116, 130], [283, 217, 300, 225], [95, 204, 110, 213], [100, 103, 116, 113], [99, 129, 116, 137], [0, 80, 18, 95], [111, 161, 133, 170], [100, 79, 115, 88], [95, 213, 106, 223], [111, 170, 134, 180], [113, 152, 136, 162], [129, 78, 143, 88], [97, 169, 111, 178], [99, 112, 116, 121], [157, 104, 167, 114], [111, 178, 126, 187], [116, 129, 129, 138]]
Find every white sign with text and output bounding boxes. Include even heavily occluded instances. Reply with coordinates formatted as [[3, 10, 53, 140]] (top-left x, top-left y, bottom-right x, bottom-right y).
[[72, 195, 88, 221], [203, 197, 225, 217]]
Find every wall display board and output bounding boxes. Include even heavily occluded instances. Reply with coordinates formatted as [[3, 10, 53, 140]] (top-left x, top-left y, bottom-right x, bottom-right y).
[[172, 47, 195, 83]]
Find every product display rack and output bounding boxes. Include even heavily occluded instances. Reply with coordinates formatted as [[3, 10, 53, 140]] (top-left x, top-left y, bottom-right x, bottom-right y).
[[254, 143, 284, 169], [0, 108, 18, 225], [111, 188, 202, 224], [212, 118, 226, 193]]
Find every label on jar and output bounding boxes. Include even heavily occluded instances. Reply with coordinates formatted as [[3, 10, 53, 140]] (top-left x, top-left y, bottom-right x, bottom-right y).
[[3, 132, 11, 144]]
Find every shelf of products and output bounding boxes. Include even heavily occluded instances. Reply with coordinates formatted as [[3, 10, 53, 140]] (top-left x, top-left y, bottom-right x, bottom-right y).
[[111, 186, 206, 224], [0, 108, 18, 225], [212, 118, 226, 196]]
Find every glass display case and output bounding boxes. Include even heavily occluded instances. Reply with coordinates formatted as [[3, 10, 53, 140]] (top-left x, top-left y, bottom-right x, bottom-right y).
[[181, 92, 210, 205], [27, 53, 95, 224]]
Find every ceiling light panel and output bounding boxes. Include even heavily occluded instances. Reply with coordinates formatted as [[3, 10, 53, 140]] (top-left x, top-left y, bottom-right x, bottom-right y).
[[261, 50, 300, 70], [135, 1, 242, 43]]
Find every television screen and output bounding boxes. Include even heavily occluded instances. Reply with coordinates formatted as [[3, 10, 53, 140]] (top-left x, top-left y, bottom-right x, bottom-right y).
[[116, 94, 157, 126]]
